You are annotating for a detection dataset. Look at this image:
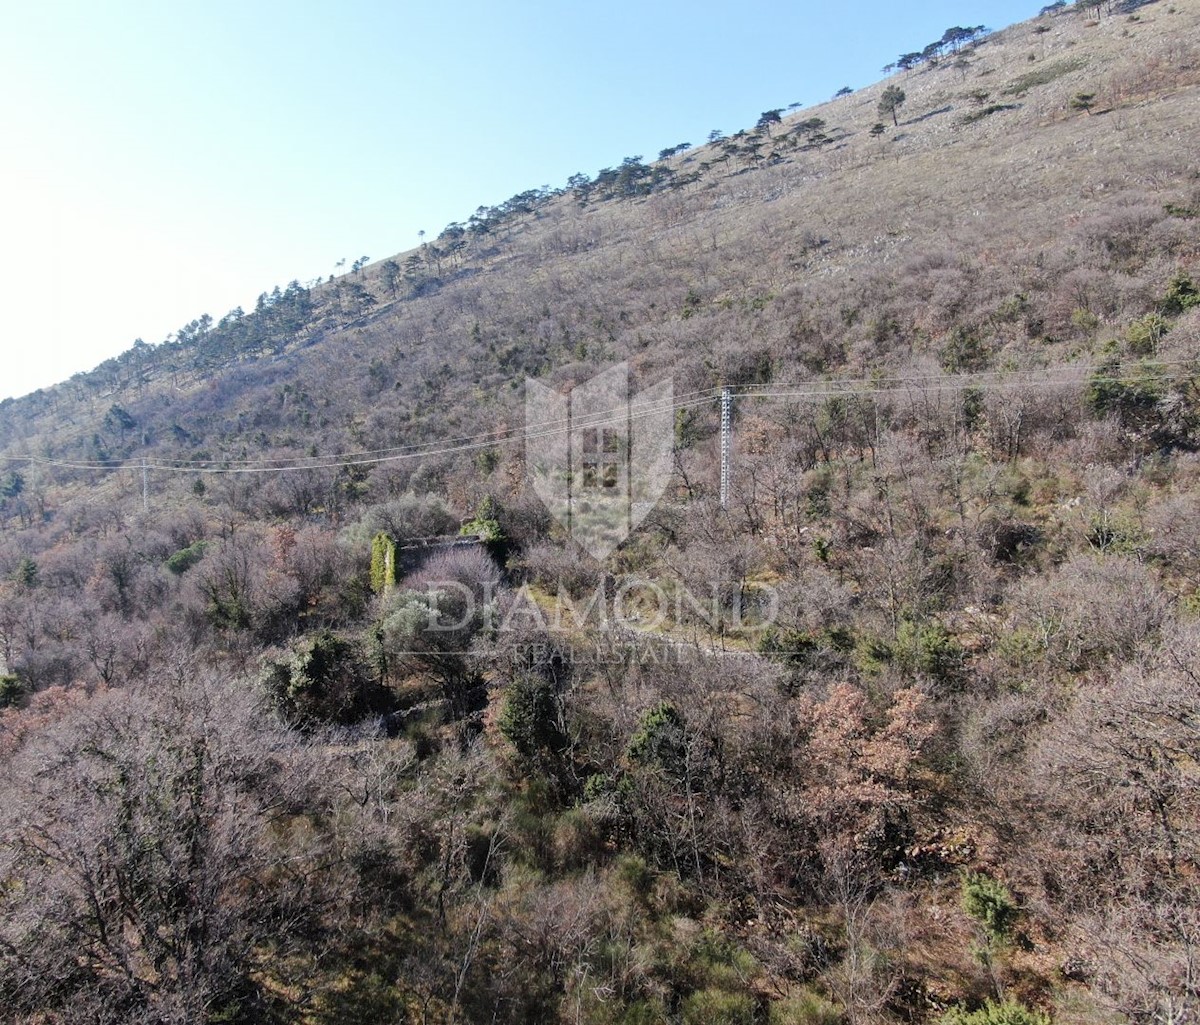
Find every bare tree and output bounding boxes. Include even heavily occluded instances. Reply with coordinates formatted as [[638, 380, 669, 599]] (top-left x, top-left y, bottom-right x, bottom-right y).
[[0, 674, 324, 1022], [1031, 621, 1200, 1024]]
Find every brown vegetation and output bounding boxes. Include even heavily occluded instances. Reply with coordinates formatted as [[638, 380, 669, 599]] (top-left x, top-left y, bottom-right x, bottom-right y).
[[2, 2, 1200, 1023]]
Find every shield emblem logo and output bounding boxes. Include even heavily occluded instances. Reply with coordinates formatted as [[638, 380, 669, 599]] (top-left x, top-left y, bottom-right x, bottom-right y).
[[527, 364, 673, 561]]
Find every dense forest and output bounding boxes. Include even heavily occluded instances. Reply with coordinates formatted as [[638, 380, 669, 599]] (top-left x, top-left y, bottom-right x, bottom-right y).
[[2, 2, 1199, 1023]]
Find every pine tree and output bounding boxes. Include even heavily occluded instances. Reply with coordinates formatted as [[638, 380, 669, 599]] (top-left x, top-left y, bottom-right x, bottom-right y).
[[878, 85, 907, 127]]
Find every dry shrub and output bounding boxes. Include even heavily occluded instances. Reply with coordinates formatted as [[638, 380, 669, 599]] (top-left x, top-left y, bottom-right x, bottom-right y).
[[1029, 619, 1200, 1025], [1143, 491, 1200, 579], [774, 568, 856, 634], [1061, 417, 1133, 467], [982, 379, 1083, 459], [958, 689, 1049, 788], [403, 543, 503, 601], [1079, 202, 1167, 268], [0, 675, 324, 1022], [1156, 306, 1200, 360], [1013, 552, 1166, 669], [365, 492, 460, 542], [1106, 40, 1200, 103], [518, 540, 603, 598]]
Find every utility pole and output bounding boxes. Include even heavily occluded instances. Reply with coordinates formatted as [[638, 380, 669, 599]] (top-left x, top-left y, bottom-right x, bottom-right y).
[[142, 459, 148, 513], [720, 386, 732, 510]]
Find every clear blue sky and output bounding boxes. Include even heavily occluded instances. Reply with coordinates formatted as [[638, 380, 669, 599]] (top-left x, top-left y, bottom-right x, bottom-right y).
[[0, 0, 1041, 401]]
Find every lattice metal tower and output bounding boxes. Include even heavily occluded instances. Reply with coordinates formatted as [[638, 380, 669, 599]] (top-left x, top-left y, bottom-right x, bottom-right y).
[[720, 386, 731, 509]]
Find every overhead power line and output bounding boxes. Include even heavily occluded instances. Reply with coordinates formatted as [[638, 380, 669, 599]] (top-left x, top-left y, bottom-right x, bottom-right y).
[[3, 392, 714, 475], [1, 359, 1194, 477]]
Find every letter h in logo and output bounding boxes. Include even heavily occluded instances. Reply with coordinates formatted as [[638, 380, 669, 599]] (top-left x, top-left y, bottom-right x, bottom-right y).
[[579, 423, 623, 492]]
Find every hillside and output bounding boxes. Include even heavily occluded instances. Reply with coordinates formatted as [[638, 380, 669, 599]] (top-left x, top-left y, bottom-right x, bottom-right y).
[[3, 1, 1199, 463], [1, 2, 1199, 1024]]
